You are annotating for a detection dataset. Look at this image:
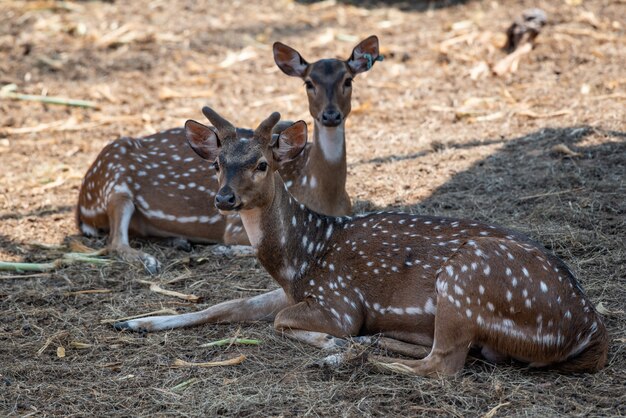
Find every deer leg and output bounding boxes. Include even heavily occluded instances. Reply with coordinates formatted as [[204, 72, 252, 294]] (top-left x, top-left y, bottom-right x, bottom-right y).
[[274, 301, 363, 367], [368, 296, 473, 377], [353, 336, 431, 359], [114, 288, 289, 332], [281, 329, 351, 350], [107, 193, 161, 274]]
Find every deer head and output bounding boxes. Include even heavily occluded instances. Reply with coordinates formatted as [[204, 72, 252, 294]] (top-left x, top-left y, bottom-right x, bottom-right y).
[[185, 107, 307, 213], [273, 35, 380, 127]]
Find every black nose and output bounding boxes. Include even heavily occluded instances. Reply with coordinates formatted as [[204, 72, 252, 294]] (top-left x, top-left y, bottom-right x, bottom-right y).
[[321, 109, 342, 127], [215, 188, 237, 210]]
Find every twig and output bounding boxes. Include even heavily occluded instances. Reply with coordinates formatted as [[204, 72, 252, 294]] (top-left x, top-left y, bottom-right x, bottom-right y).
[[493, 42, 533, 76], [37, 331, 69, 356], [0, 252, 111, 272], [170, 378, 201, 392], [556, 28, 619, 42], [589, 93, 626, 101], [170, 355, 247, 368], [137, 280, 200, 303], [482, 402, 511, 418], [199, 337, 261, 348], [0, 261, 58, 272], [30, 242, 66, 251], [513, 108, 573, 119], [0, 272, 50, 280], [233, 286, 269, 292], [0, 84, 98, 108]]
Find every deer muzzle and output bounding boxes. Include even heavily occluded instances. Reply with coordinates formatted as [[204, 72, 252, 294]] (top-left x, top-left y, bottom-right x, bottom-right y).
[[215, 186, 241, 211], [321, 108, 343, 127]]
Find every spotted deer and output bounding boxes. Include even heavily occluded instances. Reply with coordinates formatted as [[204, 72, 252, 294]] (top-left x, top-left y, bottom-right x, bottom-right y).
[[115, 108, 609, 376], [76, 36, 382, 273]]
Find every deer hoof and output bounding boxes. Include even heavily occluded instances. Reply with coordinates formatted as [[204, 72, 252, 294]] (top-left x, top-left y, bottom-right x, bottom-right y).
[[323, 335, 349, 349], [167, 237, 192, 252], [113, 320, 148, 334], [140, 254, 161, 275], [352, 335, 377, 345], [310, 353, 345, 368], [113, 321, 132, 331], [310, 349, 366, 369]]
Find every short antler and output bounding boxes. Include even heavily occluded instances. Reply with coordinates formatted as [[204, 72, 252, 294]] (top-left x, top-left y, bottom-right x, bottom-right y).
[[202, 106, 237, 139], [255, 112, 281, 143]]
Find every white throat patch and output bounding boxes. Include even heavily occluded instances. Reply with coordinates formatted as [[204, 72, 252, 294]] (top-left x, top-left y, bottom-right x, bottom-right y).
[[315, 121, 345, 164], [239, 208, 263, 248]]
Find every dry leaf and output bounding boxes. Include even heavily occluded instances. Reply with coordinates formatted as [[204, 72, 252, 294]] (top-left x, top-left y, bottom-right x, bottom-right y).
[[218, 47, 257, 69], [68, 240, 99, 253], [351, 101, 372, 115], [69, 341, 92, 349], [596, 302, 624, 316], [474, 112, 505, 122], [470, 61, 490, 80], [551, 144, 582, 157]]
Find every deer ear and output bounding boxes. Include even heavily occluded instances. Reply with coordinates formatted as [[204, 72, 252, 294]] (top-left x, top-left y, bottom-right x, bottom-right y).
[[273, 120, 307, 165], [185, 120, 220, 161], [273, 42, 309, 77], [347, 35, 381, 74]]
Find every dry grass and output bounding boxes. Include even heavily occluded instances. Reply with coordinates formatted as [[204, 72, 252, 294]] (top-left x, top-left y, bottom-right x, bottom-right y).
[[1, 0, 625, 416]]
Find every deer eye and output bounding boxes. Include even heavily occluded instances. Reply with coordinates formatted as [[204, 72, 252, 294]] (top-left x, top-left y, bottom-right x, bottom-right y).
[[305, 80, 314, 90], [344, 78, 353, 88], [212, 161, 220, 171], [256, 161, 268, 172]]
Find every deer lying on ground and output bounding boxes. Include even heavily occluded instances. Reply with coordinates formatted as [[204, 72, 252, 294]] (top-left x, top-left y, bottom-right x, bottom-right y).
[[76, 36, 382, 274], [115, 108, 609, 376]]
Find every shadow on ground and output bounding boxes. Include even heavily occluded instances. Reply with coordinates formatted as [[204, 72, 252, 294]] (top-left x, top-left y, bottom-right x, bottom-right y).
[[365, 125, 625, 320], [296, 0, 472, 12]]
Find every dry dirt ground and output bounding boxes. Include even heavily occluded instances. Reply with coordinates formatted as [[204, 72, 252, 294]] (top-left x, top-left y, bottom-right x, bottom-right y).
[[1, 0, 625, 416]]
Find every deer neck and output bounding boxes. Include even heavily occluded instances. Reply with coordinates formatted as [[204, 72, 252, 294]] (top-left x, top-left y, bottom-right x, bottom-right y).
[[239, 173, 334, 293], [306, 120, 347, 190]]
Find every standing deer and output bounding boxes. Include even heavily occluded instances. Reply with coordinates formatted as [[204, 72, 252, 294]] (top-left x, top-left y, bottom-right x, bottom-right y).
[[76, 36, 382, 273], [115, 108, 609, 376]]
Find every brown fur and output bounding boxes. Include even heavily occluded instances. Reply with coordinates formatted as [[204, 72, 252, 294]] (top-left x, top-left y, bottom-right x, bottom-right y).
[[116, 110, 608, 377], [77, 36, 382, 271]]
